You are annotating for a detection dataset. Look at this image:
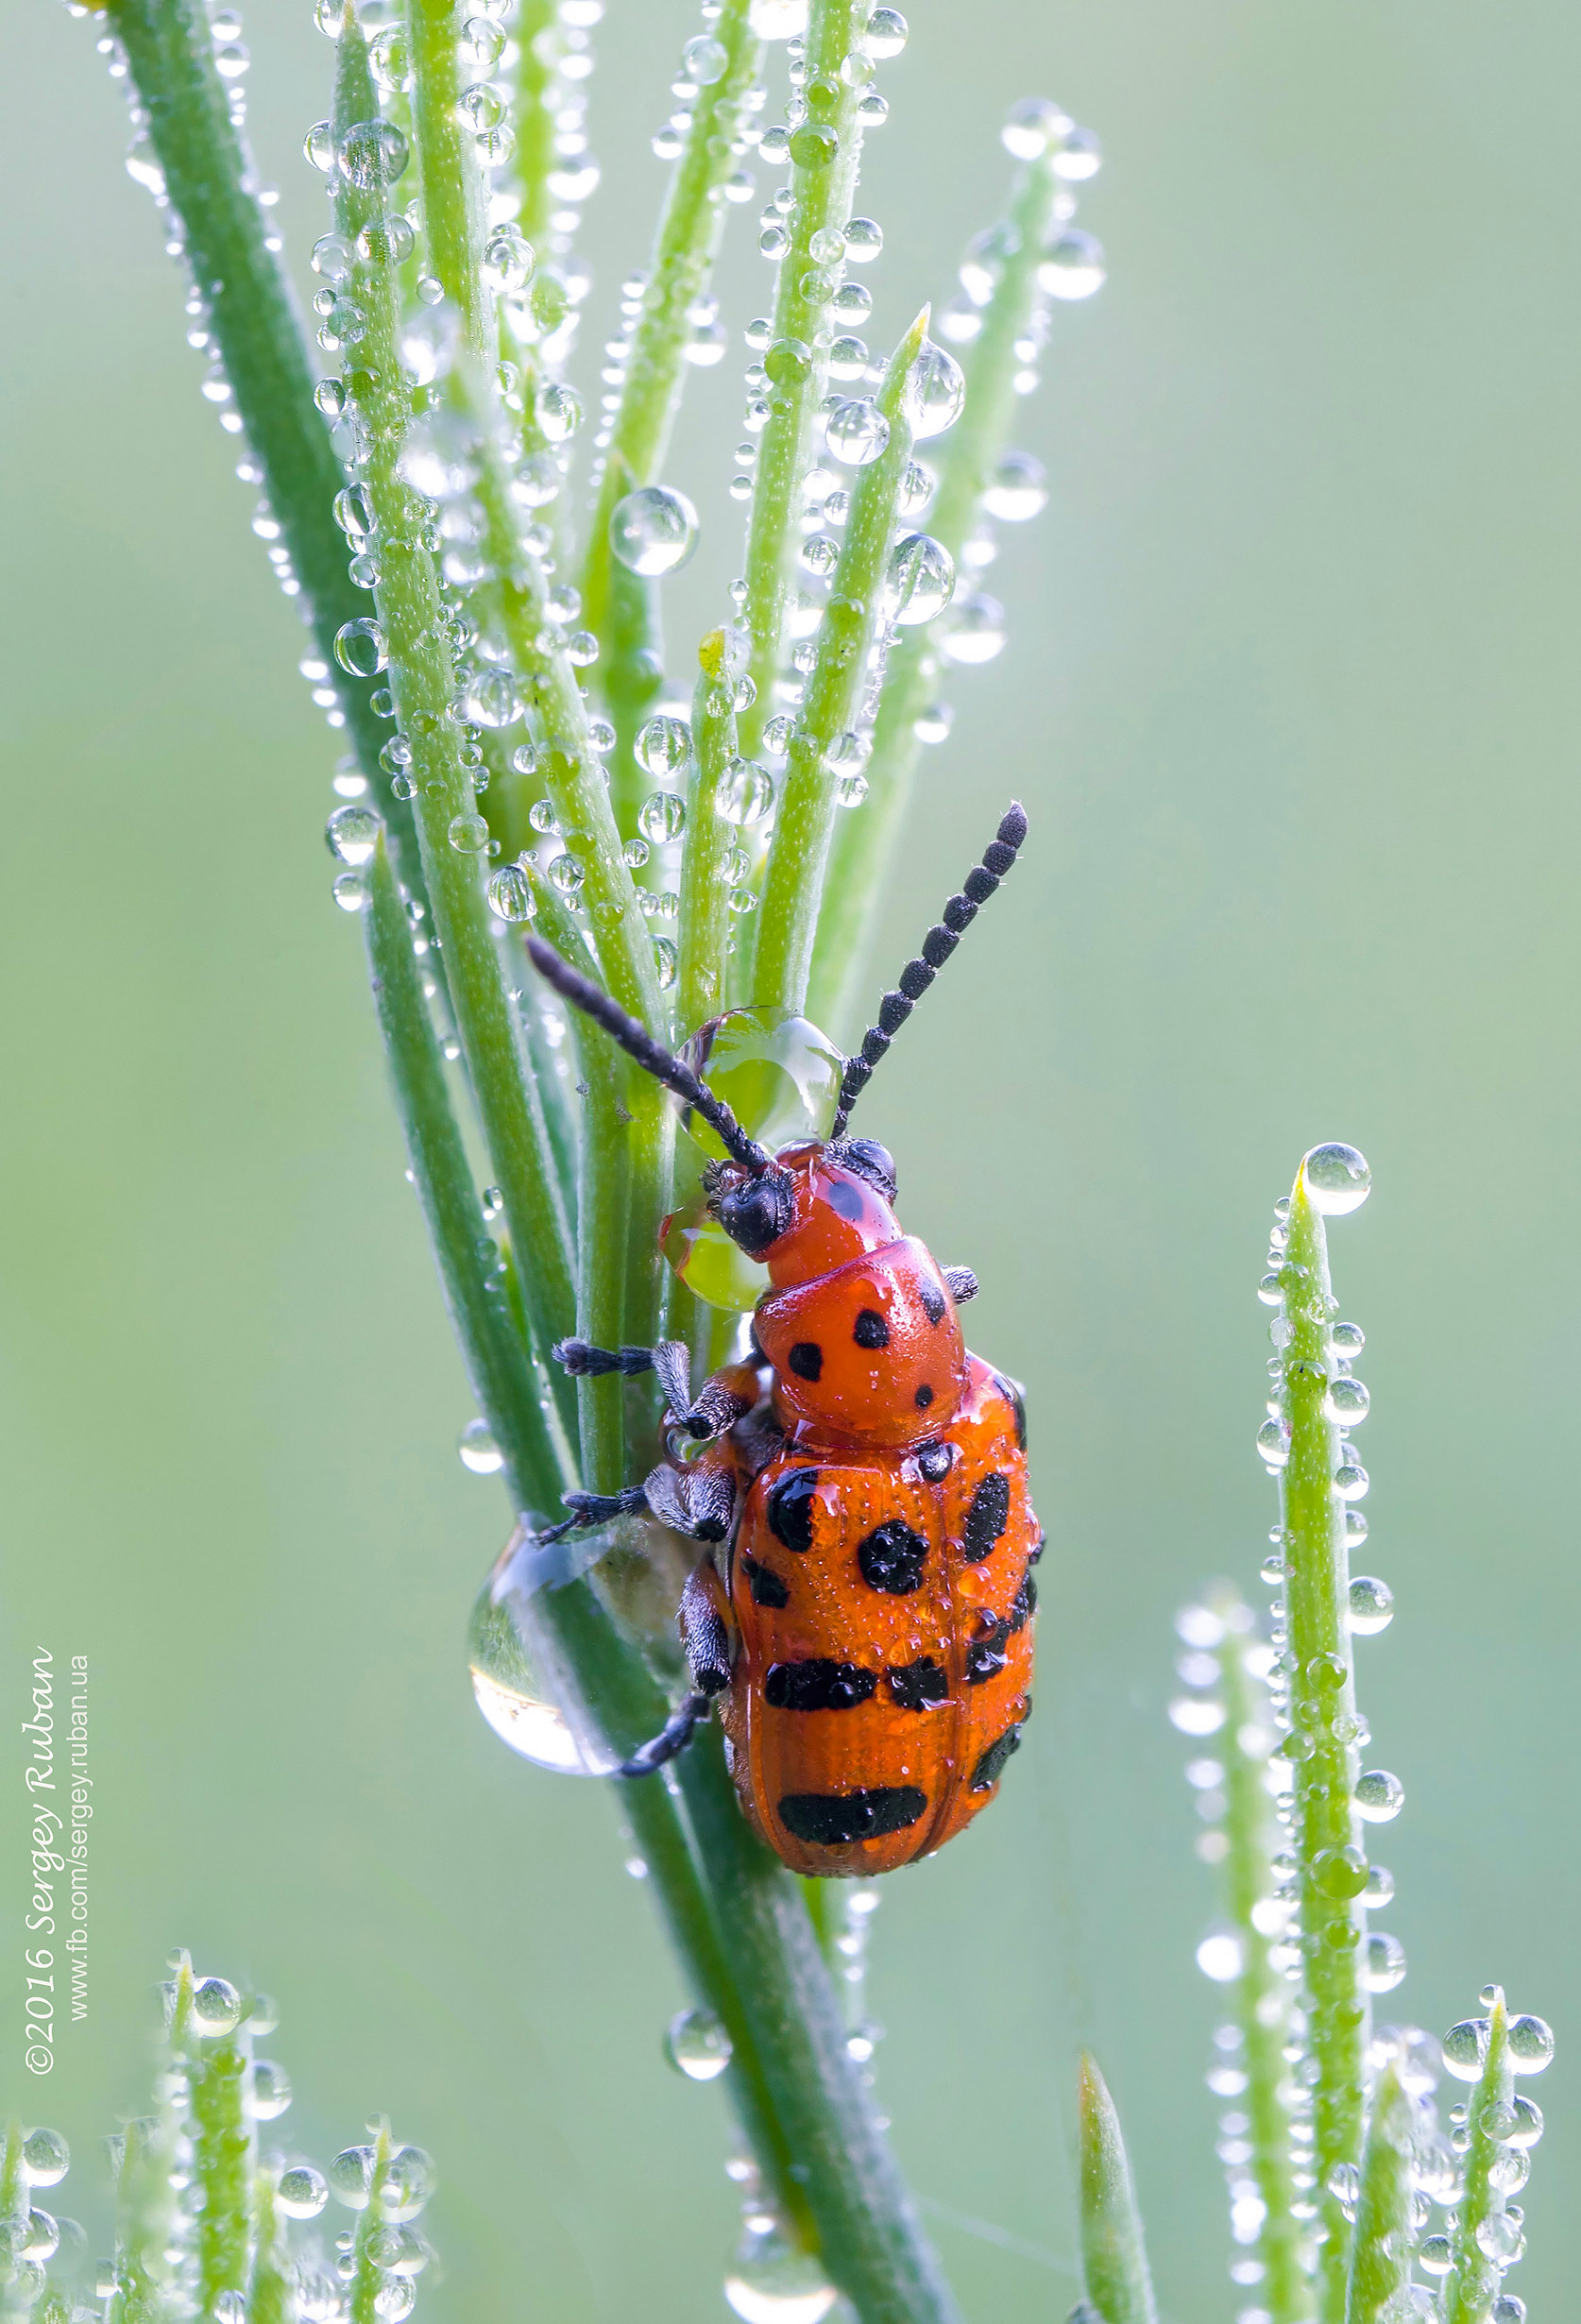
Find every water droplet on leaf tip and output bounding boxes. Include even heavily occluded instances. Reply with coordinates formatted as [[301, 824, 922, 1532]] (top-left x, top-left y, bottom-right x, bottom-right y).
[[1302, 1143, 1371, 1215]]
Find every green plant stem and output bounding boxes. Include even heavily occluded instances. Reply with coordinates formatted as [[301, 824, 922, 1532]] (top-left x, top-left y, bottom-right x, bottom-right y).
[[365, 835, 570, 1510], [1443, 1993, 1514, 2324], [1213, 1594, 1304, 2324], [1076, 2054, 1158, 2324], [248, 2177, 292, 2324], [810, 156, 1061, 1030], [581, 0, 760, 661], [511, 0, 560, 250], [368, 837, 944, 2318], [1342, 2068, 1410, 2324], [750, 312, 926, 1011], [738, 0, 870, 753], [188, 2025, 254, 2316], [679, 1735, 962, 2324], [678, 632, 739, 1033], [348, 2120, 393, 2324], [335, 20, 579, 1430], [105, 0, 423, 889], [405, 0, 661, 1039], [1280, 1168, 1368, 2324], [603, 536, 667, 847]]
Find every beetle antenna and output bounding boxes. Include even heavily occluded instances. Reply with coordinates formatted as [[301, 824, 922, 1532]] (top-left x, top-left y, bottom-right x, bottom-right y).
[[831, 802, 1028, 1137], [523, 933, 774, 1175]]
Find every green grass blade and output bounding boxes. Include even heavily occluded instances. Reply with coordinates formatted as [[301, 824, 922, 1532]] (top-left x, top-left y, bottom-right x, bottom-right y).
[[1342, 2068, 1411, 2324], [1076, 2054, 1158, 2324]]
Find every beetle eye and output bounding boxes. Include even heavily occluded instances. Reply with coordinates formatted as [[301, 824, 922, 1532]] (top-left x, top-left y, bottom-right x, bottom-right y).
[[719, 1171, 792, 1258], [835, 1138, 897, 1204]]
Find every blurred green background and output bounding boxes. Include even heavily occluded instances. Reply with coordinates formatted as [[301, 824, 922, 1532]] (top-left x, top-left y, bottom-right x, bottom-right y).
[[3, 0, 1576, 2318]]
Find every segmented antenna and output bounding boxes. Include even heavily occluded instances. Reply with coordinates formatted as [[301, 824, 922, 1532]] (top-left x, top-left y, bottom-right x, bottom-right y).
[[523, 933, 773, 1175], [832, 803, 1028, 1136]]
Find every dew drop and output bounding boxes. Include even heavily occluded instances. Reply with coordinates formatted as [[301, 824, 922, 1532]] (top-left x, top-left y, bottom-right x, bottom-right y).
[[20, 2132, 68, 2189], [639, 790, 688, 844], [864, 5, 908, 57], [1332, 1320, 1365, 1354], [548, 852, 585, 895], [250, 2059, 292, 2120], [1334, 1462, 1368, 1501], [1196, 1929, 1244, 1983], [332, 872, 368, 912], [334, 618, 388, 677], [1302, 1143, 1371, 1215], [653, 935, 679, 990], [824, 397, 890, 466], [610, 485, 699, 577], [1325, 1376, 1370, 1424], [981, 449, 1047, 522], [458, 1418, 503, 1473], [482, 224, 534, 294], [882, 533, 955, 626], [722, 759, 774, 824], [636, 715, 693, 777], [329, 2146, 377, 2209], [1348, 1576, 1393, 1635], [462, 669, 521, 729], [666, 2007, 733, 2081], [1256, 1417, 1289, 1467], [843, 215, 883, 263], [448, 813, 492, 856], [723, 2243, 836, 2324], [191, 1976, 243, 2034], [278, 2166, 329, 2220], [1506, 2015, 1555, 2075], [939, 591, 1006, 665], [1039, 228, 1106, 300], [1365, 1931, 1406, 1993], [1354, 1769, 1404, 1824], [337, 118, 409, 194], [326, 804, 381, 865], [1000, 95, 1067, 161], [904, 340, 965, 439]]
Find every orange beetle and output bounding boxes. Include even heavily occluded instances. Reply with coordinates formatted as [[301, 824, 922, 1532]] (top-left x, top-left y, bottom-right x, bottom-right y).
[[526, 805, 1038, 1876]]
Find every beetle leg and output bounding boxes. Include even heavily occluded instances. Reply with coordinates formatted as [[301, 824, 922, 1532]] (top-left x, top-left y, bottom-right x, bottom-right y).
[[528, 1483, 651, 1546], [555, 1336, 756, 1444], [644, 1459, 736, 1543], [616, 1689, 713, 1778], [678, 1558, 733, 1695], [943, 1265, 978, 1303]]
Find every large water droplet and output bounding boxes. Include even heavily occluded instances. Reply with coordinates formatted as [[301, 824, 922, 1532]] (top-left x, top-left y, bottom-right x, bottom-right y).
[[278, 2166, 329, 2220], [1039, 228, 1106, 300], [458, 1418, 503, 1473], [327, 804, 381, 866], [449, 813, 491, 856], [250, 2059, 293, 2120], [824, 398, 890, 466], [1303, 1144, 1371, 1215], [1506, 2015, 1555, 2074], [470, 1527, 625, 1774], [1256, 1417, 1290, 1467], [1354, 1769, 1404, 1823], [666, 2008, 733, 2081], [380, 2146, 435, 2222], [723, 2237, 837, 2324], [864, 5, 908, 57], [610, 485, 699, 577], [337, 118, 409, 194], [882, 533, 955, 625], [639, 789, 688, 844], [20, 2132, 68, 2190], [904, 341, 965, 439], [487, 863, 536, 922], [939, 592, 1006, 665], [191, 1976, 243, 2034], [329, 2146, 377, 2209], [722, 760, 774, 825], [1365, 1932, 1407, 1993], [635, 715, 694, 777], [1349, 1576, 1393, 1635], [981, 450, 1047, 522], [334, 619, 387, 678]]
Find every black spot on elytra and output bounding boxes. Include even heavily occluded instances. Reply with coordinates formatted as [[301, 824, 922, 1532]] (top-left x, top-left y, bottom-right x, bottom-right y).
[[964, 1612, 1011, 1685], [766, 1467, 819, 1552], [764, 1659, 876, 1712], [853, 1307, 890, 1350], [1011, 1566, 1037, 1631], [962, 1471, 1011, 1562], [969, 1725, 1022, 1792], [788, 1341, 823, 1383], [826, 1177, 864, 1221], [887, 1656, 948, 1712], [994, 1372, 1028, 1451], [777, 1786, 927, 1846], [740, 1554, 790, 1609], [858, 1519, 928, 1594], [916, 1440, 953, 1484], [914, 1383, 935, 1410], [918, 1277, 947, 1327]]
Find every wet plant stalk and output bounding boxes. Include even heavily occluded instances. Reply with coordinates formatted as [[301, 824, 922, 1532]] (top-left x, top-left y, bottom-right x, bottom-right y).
[[1076, 2054, 1157, 2324], [1279, 1167, 1368, 2324], [1214, 1595, 1304, 2324], [188, 2016, 255, 2315], [810, 153, 1062, 1030], [335, 20, 579, 1425], [510, 0, 560, 250], [751, 312, 926, 1011], [365, 836, 944, 2313], [1342, 2068, 1410, 2324], [738, 0, 870, 753], [581, 0, 761, 657], [678, 632, 740, 1035], [1443, 1993, 1513, 2324], [105, 0, 424, 888]]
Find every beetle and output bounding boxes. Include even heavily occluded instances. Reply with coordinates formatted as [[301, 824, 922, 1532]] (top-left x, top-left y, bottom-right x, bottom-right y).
[[521, 803, 1039, 1877]]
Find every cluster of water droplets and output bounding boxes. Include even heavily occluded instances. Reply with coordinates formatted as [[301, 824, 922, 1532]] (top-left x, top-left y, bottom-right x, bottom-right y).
[[1169, 1149, 1556, 2323], [2, 1962, 435, 2324]]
